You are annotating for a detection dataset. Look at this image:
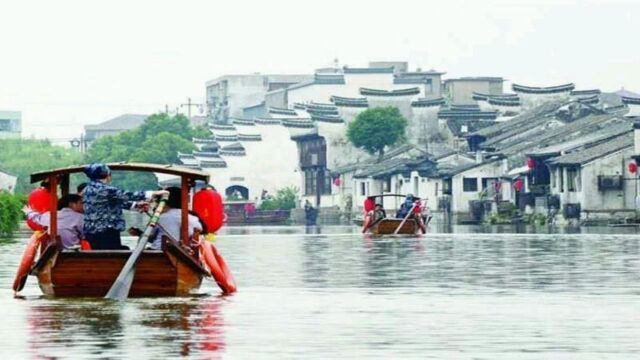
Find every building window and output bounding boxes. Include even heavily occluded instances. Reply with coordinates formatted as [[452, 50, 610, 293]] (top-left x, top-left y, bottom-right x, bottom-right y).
[[463, 177, 478, 192], [384, 178, 391, 193], [559, 168, 564, 192], [305, 170, 316, 195], [443, 179, 452, 195], [567, 168, 578, 192], [360, 182, 366, 196]]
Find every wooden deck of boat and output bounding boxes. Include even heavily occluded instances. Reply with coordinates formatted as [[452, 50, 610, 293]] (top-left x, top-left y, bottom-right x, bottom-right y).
[[32, 241, 208, 297]]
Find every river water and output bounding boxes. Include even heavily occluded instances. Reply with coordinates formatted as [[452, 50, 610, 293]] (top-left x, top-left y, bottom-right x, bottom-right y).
[[1, 225, 639, 359]]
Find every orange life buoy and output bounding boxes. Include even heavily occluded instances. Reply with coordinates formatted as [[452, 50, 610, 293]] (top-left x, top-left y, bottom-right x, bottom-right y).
[[200, 241, 236, 294], [13, 231, 46, 293]]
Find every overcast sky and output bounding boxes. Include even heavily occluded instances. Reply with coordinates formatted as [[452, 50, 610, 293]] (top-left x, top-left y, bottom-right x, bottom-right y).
[[1, 0, 638, 143]]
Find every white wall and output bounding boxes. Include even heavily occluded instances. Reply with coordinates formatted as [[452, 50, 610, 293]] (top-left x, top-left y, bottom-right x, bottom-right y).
[[451, 161, 504, 213]]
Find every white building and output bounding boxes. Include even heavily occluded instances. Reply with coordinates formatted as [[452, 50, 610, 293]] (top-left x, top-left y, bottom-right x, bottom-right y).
[[0, 168, 17, 193], [0, 110, 22, 138]]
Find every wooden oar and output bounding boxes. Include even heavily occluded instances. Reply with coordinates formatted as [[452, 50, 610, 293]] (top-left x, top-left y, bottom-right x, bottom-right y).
[[393, 202, 417, 235], [105, 193, 169, 300]]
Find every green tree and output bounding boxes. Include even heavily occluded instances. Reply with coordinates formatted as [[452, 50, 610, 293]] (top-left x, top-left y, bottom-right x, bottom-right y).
[[0, 139, 83, 193], [259, 186, 298, 210], [0, 192, 24, 237], [347, 107, 408, 159], [86, 113, 210, 189]]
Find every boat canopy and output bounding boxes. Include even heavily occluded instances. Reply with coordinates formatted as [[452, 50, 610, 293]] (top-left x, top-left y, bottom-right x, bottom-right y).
[[31, 162, 209, 183]]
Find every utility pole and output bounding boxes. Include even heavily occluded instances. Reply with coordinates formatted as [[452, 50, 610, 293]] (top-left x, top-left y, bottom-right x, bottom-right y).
[[180, 97, 203, 120]]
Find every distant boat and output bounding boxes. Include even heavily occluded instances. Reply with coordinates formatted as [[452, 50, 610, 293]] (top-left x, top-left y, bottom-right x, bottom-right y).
[[224, 200, 291, 225]]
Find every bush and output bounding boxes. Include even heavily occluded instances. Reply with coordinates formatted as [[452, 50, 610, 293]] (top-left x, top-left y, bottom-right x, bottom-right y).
[[0, 192, 25, 237], [259, 187, 298, 210]]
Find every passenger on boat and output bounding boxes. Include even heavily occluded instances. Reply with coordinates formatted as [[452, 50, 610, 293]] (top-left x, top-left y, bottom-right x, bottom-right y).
[[373, 203, 386, 222], [24, 194, 84, 249], [395, 194, 415, 219], [82, 163, 167, 250], [147, 186, 202, 250]]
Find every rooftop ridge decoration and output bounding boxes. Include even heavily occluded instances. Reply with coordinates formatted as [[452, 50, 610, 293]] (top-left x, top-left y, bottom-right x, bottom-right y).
[[450, 104, 480, 111], [219, 142, 246, 156], [213, 134, 238, 142], [360, 87, 421, 97], [308, 102, 337, 110], [293, 103, 307, 110], [254, 117, 282, 125], [577, 95, 599, 105], [411, 97, 446, 107], [621, 96, 640, 105], [310, 114, 344, 123], [231, 118, 256, 126], [193, 150, 220, 158], [314, 73, 345, 84], [331, 95, 369, 108], [438, 109, 499, 120], [209, 124, 236, 131], [306, 107, 339, 116], [238, 133, 262, 141], [192, 137, 217, 144], [571, 89, 601, 96], [268, 107, 298, 116], [472, 92, 519, 101], [487, 97, 521, 107], [281, 118, 315, 128], [512, 83, 575, 94], [178, 152, 196, 159], [343, 66, 394, 74]]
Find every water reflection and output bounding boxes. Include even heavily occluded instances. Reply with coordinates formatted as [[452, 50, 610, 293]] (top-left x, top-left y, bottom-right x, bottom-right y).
[[26, 296, 226, 358]]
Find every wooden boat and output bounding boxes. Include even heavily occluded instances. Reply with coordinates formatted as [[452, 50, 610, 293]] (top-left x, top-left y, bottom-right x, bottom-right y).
[[224, 200, 290, 225], [367, 218, 419, 235], [24, 163, 214, 297]]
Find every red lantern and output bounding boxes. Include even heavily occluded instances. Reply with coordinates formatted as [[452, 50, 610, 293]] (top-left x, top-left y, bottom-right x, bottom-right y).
[[526, 157, 536, 169], [28, 188, 52, 213], [513, 178, 524, 192], [193, 189, 225, 233], [628, 162, 638, 174]]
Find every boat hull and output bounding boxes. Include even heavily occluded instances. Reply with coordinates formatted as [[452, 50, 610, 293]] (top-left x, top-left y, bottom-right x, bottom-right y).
[[369, 218, 419, 235], [31, 241, 207, 297]]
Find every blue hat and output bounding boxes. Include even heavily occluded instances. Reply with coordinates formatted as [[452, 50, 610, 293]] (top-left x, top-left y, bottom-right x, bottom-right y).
[[84, 163, 111, 180]]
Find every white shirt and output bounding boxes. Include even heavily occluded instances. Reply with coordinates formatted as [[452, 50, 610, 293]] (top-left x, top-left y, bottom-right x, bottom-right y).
[[149, 208, 202, 250]]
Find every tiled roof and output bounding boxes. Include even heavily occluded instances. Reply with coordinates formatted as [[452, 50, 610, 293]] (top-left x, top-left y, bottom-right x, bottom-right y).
[[281, 118, 315, 128], [411, 97, 446, 107], [547, 132, 633, 166], [330, 95, 369, 108], [268, 107, 298, 116], [310, 114, 344, 123], [231, 117, 256, 126], [571, 89, 601, 96], [622, 96, 640, 105], [512, 83, 575, 94], [219, 142, 246, 156], [238, 134, 262, 141], [360, 87, 420, 97]]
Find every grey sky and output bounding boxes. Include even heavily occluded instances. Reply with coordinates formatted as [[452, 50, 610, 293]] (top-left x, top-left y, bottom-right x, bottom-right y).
[[1, 0, 638, 142]]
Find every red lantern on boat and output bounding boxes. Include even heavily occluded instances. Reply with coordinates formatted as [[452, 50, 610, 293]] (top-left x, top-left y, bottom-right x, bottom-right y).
[[526, 157, 536, 169], [28, 187, 52, 213], [193, 188, 225, 233], [628, 162, 638, 174]]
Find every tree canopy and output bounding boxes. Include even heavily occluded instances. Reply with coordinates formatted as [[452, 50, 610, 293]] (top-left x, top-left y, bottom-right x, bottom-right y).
[[259, 186, 298, 210], [86, 113, 211, 189], [346, 107, 408, 159], [0, 139, 83, 193]]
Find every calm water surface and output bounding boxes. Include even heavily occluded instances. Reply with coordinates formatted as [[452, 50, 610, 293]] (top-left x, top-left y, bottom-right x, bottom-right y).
[[1, 225, 639, 359]]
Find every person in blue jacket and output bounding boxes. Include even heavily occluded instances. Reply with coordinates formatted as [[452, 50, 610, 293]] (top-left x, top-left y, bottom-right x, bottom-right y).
[[82, 163, 167, 250]]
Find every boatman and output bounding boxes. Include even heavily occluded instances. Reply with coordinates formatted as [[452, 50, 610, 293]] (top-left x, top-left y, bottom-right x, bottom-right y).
[[82, 163, 167, 250]]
